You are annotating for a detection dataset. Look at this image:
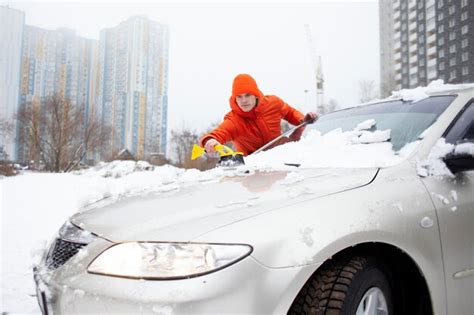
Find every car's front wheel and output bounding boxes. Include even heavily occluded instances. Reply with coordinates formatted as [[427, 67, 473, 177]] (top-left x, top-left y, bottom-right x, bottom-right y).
[[288, 256, 393, 315]]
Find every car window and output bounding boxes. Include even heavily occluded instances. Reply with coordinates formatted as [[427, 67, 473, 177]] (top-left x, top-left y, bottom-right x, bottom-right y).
[[444, 100, 474, 144], [307, 95, 455, 151]]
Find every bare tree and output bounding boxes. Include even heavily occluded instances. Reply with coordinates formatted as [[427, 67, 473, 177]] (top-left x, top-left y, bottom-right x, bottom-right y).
[[0, 118, 14, 161], [0, 118, 14, 138], [170, 122, 219, 170], [170, 127, 200, 167], [358, 79, 378, 103], [17, 93, 110, 172]]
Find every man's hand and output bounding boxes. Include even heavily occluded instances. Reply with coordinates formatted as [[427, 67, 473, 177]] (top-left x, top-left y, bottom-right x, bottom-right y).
[[204, 138, 221, 154], [303, 112, 318, 123]]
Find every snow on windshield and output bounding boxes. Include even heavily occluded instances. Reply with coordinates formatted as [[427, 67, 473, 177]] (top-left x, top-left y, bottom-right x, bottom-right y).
[[245, 123, 410, 169]]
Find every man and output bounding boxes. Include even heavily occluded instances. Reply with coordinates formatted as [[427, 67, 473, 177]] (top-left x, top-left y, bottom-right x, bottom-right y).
[[200, 73, 317, 156]]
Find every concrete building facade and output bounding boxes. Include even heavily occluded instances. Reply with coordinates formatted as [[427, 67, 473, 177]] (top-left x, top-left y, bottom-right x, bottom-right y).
[[380, 0, 474, 97], [0, 6, 25, 161], [16, 26, 99, 162], [98, 16, 169, 160]]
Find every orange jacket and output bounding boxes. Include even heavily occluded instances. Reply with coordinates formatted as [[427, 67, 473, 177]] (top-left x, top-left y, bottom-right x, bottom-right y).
[[200, 94, 304, 156]]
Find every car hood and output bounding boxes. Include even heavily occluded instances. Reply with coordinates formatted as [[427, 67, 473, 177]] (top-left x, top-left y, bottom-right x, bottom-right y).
[[71, 167, 378, 242]]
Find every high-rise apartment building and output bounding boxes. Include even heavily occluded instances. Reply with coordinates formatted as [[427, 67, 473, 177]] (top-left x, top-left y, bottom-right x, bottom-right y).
[[380, 0, 474, 97], [0, 6, 24, 161], [17, 26, 99, 162], [1, 9, 169, 163], [98, 16, 169, 160]]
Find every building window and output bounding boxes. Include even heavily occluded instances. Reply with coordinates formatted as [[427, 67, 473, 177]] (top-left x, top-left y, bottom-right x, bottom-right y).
[[439, 37, 445, 45], [438, 12, 444, 21], [448, 6, 455, 14], [462, 52, 468, 62], [461, 38, 468, 48], [449, 19, 455, 28], [439, 61, 445, 70], [461, 0, 467, 7], [439, 24, 445, 33], [450, 58, 456, 66], [449, 70, 457, 80], [461, 25, 469, 34], [426, 4, 435, 17], [439, 49, 445, 58], [450, 45, 456, 53], [438, 0, 444, 8], [449, 32, 456, 41], [462, 67, 469, 75], [461, 12, 468, 21]]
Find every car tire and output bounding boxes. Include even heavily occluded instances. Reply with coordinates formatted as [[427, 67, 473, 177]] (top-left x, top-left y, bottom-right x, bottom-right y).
[[288, 256, 394, 315]]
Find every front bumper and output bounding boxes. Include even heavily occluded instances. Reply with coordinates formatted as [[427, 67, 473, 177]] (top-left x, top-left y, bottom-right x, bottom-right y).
[[33, 239, 317, 314]]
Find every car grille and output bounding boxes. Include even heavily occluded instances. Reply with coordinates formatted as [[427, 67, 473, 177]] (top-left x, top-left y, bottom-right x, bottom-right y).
[[45, 238, 87, 270]]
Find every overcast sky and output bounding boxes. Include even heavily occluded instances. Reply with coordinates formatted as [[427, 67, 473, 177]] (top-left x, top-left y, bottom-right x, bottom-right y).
[[4, 0, 380, 132]]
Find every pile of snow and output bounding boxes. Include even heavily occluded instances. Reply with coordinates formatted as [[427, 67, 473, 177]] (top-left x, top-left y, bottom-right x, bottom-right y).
[[75, 160, 155, 178], [417, 138, 454, 177], [245, 124, 409, 169], [417, 138, 474, 177], [389, 79, 474, 102]]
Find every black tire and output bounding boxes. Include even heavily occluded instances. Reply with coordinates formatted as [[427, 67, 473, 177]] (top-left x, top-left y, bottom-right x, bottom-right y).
[[288, 256, 394, 315]]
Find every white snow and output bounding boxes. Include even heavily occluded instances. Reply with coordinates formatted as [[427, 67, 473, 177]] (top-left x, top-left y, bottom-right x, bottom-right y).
[[355, 119, 376, 131], [356, 130, 391, 144], [389, 79, 474, 102], [454, 142, 474, 156], [417, 138, 455, 177], [246, 128, 404, 169]]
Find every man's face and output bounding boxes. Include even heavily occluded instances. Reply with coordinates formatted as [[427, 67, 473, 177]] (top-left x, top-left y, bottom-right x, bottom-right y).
[[236, 93, 257, 112]]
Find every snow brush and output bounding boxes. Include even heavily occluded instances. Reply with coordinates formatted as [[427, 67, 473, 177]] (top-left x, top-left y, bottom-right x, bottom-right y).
[[250, 118, 316, 155], [191, 144, 245, 167]]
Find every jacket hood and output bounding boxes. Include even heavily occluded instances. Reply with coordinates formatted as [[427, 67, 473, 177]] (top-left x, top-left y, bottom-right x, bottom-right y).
[[229, 74, 265, 119], [71, 167, 378, 243]]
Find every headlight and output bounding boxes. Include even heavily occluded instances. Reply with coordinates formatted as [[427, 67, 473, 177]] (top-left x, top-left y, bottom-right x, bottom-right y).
[[58, 220, 97, 244], [87, 242, 252, 279]]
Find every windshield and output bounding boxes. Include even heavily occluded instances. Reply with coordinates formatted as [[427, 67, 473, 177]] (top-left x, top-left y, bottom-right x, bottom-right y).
[[245, 95, 455, 169], [308, 95, 455, 151]]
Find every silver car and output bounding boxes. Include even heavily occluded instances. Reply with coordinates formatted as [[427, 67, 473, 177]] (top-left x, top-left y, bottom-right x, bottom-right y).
[[34, 86, 474, 314]]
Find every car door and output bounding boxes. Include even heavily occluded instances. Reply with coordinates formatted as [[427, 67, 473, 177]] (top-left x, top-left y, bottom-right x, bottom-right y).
[[421, 100, 474, 315]]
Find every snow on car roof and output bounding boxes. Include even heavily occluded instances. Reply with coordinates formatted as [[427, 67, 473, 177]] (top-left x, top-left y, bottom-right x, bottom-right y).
[[387, 79, 474, 102]]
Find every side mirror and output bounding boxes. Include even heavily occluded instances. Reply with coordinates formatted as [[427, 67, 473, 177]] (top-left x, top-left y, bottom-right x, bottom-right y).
[[444, 152, 474, 173]]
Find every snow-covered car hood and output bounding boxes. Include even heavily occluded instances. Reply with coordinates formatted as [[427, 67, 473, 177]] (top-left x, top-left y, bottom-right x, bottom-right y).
[[71, 167, 378, 242]]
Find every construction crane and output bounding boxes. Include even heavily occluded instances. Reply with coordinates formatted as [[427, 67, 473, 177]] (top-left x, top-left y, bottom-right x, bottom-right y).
[[304, 24, 326, 114]]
